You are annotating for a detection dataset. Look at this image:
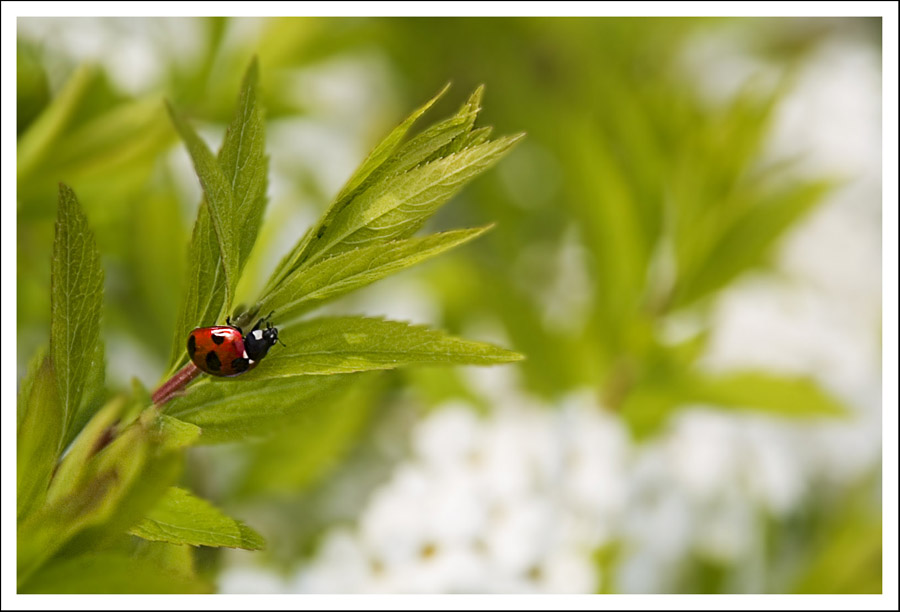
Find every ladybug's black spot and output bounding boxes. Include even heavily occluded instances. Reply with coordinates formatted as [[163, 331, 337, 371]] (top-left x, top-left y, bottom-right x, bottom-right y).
[[231, 357, 250, 373], [205, 350, 221, 372], [211, 333, 226, 345], [187, 335, 196, 357]]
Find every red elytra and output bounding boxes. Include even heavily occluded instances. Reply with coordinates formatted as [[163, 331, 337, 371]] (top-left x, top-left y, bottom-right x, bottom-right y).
[[187, 315, 281, 377], [187, 326, 254, 376]]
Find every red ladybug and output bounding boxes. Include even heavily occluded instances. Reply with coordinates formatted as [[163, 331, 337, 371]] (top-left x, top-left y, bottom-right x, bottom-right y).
[[187, 314, 281, 377]]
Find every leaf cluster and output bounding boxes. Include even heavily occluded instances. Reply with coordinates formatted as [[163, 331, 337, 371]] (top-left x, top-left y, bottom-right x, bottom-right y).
[[16, 57, 522, 593]]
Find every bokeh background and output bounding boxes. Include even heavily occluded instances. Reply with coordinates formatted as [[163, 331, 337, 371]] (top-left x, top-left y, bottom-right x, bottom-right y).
[[16, 17, 883, 593]]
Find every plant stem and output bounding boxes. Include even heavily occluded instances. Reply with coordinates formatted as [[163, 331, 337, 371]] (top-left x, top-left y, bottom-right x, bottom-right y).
[[152, 362, 202, 406]]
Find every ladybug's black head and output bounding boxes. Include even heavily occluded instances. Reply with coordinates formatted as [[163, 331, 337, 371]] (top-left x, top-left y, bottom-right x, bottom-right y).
[[244, 316, 281, 362]]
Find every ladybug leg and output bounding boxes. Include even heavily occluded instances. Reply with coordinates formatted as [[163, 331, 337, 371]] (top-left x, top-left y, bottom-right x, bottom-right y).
[[226, 316, 243, 334], [252, 311, 275, 332]]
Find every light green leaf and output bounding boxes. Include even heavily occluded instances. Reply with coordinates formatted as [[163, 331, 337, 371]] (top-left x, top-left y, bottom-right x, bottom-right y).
[[165, 374, 352, 444], [263, 83, 449, 294], [18, 408, 183, 584], [19, 552, 208, 594], [17, 345, 47, 427], [375, 85, 483, 178], [17, 354, 62, 521], [155, 414, 202, 450], [17, 64, 94, 181], [241, 317, 523, 380], [621, 370, 848, 439], [130, 487, 264, 550], [334, 82, 451, 210], [672, 180, 831, 309], [258, 226, 490, 321], [46, 396, 127, 509], [305, 134, 523, 266], [51, 183, 104, 446], [687, 371, 848, 417], [166, 101, 237, 310]]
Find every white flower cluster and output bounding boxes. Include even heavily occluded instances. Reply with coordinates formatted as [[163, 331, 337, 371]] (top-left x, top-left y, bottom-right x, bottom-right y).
[[221, 383, 630, 594]]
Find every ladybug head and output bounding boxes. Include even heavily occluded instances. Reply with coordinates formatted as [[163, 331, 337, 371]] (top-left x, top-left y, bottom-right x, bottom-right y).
[[244, 315, 282, 361]]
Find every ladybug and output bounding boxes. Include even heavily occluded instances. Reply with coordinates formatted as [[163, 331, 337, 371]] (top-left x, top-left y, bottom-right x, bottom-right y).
[[187, 313, 281, 377]]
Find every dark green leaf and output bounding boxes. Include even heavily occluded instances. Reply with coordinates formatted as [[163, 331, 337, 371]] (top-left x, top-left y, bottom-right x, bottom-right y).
[[51, 183, 104, 446], [241, 316, 523, 380], [166, 60, 269, 372], [129, 487, 264, 550], [235, 375, 376, 497], [165, 374, 352, 444], [166, 101, 237, 308], [167, 203, 226, 372], [257, 226, 490, 321], [218, 57, 268, 270], [16, 39, 50, 134]]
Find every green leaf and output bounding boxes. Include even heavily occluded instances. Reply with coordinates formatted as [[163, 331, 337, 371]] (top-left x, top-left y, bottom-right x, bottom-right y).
[[621, 370, 848, 438], [129, 487, 264, 550], [257, 226, 490, 321], [18, 407, 183, 585], [166, 59, 269, 372], [235, 375, 377, 497], [165, 374, 352, 444], [687, 371, 848, 417], [261, 87, 521, 295], [16, 39, 50, 134], [17, 64, 94, 180], [375, 85, 484, 178], [155, 414, 202, 450], [304, 134, 523, 266], [46, 396, 128, 509], [19, 552, 208, 594], [672, 180, 831, 309], [241, 316, 523, 380], [218, 57, 268, 270], [167, 203, 226, 371], [51, 183, 105, 446], [17, 354, 62, 521], [262, 84, 449, 294], [166, 101, 237, 309], [334, 83, 451, 213], [65, 338, 108, 449]]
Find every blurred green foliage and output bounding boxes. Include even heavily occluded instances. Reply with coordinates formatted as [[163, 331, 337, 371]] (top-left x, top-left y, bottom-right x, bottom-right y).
[[17, 17, 880, 594]]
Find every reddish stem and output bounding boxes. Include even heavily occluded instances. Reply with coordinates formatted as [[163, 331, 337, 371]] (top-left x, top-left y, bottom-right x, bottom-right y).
[[152, 362, 202, 406]]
